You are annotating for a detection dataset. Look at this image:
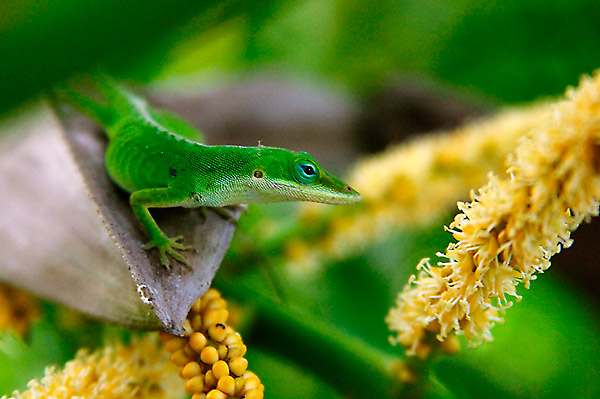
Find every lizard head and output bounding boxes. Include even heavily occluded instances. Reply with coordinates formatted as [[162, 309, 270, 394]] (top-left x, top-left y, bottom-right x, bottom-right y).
[[248, 148, 361, 205]]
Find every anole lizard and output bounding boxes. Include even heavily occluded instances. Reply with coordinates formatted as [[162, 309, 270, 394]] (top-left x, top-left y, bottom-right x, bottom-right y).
[[55, 78, 361, 269]]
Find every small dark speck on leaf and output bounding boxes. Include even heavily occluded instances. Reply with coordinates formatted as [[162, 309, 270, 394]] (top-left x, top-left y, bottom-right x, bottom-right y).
[[169, 167, 177, 177]]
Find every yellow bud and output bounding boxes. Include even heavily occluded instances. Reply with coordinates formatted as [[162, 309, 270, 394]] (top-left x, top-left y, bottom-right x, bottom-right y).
[[183, 319, 194, 336], [228, 357, 248, 376], [223, 332, 242, 346], [189, 332, 208, 353], [203, 309, 229, 328], [192, 298, 203, 314], [202, 289, 221, 306], [170, 350, 190, 367], [205, 370, 217, 388], [228, 344, 247, 358], [206, 298, 228, 311], [201, 346, 219, 364], [191, 394, 207, 399], [244, 376, 261, 391], [217, 375, 236, 396], [183, 344, 197, 360], [191, 314, 203, 331], [208, 323, 228, 342], [245, 389, 264, 399], [182, 361, 202, 379], [243, 371, 257, 379], [165, 337, 186, 353], [216, 345, 228, 360], [206, 388, 226, 399], [184, 375, 205, 394], [212, 360, 230, 380], [234, 377, 246, 396]]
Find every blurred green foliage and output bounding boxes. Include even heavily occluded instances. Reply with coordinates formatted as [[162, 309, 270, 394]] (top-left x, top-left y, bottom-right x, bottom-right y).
[[2, 0, 600, 398], [159, 0, 600, 102], [3, 0, 599, 116], [0, 0, 281, 115]]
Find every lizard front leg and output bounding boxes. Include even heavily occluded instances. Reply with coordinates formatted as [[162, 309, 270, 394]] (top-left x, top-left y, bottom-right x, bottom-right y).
[[129, 187, 194, 270]]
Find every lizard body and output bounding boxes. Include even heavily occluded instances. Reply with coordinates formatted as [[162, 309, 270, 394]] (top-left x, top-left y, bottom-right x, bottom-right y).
[[56, 79, 361, 268]]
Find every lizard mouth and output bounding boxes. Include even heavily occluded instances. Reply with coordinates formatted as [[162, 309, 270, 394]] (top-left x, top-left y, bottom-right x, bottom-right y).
[[270, 181, 361, 205]]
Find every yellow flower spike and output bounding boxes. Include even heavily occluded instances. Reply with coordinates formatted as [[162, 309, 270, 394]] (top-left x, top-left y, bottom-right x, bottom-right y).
[[4, 334, 183, 399], [163, 288, 263, 398], [387, 72, 600, 356]]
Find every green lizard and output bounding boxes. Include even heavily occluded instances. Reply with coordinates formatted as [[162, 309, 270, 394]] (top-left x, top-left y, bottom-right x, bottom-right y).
[[55, 78, 361, 269]]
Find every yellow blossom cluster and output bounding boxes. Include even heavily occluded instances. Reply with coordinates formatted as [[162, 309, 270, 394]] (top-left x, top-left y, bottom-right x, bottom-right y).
[[2, 333, 183, 399], [386, 73, 600, 357], [0, 284, 39, 335], [285, 103, 548, 270], [161, 288, 264, 399]]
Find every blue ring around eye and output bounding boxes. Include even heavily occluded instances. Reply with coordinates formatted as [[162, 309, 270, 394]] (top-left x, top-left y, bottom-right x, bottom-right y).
[[294, 161, 318, 184]]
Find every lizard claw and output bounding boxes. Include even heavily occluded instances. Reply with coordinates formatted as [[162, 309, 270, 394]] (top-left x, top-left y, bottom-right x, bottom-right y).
[[142, 235, 194, 270]]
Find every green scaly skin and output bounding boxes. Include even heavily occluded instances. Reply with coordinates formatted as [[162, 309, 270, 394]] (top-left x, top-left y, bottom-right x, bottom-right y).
[[55, 78, 361, 269]]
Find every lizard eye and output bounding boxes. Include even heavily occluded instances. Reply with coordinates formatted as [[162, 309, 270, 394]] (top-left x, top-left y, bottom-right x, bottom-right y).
[[294, 160, 318, 185]]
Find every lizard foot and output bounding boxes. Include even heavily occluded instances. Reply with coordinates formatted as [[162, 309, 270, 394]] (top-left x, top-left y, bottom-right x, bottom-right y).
[[142, 235, 194, 270]]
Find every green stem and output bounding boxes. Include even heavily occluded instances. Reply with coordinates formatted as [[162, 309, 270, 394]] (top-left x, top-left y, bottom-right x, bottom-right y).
[[218, 279, 405, 398]]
